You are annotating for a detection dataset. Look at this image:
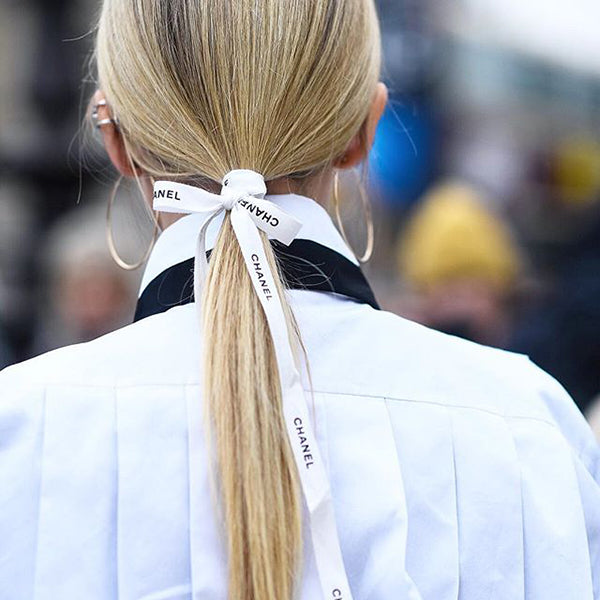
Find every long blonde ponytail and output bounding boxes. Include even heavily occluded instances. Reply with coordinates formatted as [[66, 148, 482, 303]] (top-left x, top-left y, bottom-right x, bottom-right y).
[[204, 218, 302, 598], [96, 2, 381, 598]]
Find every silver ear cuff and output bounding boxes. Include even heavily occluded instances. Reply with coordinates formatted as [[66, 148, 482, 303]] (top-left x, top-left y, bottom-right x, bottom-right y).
[[92, 99, 119, 130]]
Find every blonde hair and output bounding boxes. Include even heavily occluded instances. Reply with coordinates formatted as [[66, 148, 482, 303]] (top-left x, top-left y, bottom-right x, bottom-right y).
[[96, 2, 381, 599]]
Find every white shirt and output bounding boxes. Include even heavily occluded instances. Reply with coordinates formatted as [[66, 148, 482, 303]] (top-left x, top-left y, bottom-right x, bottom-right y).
[[1, 194, 599, 600]]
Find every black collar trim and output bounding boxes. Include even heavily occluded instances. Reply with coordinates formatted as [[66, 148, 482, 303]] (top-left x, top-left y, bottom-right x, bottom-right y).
[[134, 239, 380, 322]]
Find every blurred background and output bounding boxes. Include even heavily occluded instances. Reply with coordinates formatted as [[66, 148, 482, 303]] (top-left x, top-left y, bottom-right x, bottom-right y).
[[1, 0, 599, 435]]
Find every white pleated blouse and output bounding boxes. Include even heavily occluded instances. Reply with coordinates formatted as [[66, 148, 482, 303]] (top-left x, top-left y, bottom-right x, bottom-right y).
[[1, 194, 599, 600]]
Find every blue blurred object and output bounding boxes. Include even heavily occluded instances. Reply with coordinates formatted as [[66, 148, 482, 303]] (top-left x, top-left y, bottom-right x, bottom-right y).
[[369, 98, 437, 208]]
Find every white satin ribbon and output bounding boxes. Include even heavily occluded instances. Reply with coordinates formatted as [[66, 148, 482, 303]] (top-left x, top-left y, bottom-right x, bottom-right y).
[[153, 170, 353, 600]]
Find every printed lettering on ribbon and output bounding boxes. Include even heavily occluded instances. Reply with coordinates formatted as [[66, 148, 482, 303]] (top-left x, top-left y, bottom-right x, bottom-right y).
[[153, 181, 302, 245]]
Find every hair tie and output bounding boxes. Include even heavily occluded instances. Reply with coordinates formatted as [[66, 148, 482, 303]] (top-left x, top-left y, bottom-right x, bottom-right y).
[[221, 169, 267, 209]]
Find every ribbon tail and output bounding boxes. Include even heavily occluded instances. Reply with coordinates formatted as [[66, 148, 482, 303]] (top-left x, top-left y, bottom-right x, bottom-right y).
[[229, 205, 354, 600], [243, 196, 302, 245], [229, 206, 295, 381], [192, 210, 224, 312]]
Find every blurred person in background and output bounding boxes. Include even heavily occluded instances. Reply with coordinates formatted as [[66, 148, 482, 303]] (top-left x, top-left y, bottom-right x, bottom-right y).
[[31, 202, 140, 355], [509, 140, 600, 413], [397, 181, 522, 348]]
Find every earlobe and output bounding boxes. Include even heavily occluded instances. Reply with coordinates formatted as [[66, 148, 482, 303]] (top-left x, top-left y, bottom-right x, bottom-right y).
[[333, 82, 389, 170], [103, 127, 142, 178], [334, 136, 363, 169]]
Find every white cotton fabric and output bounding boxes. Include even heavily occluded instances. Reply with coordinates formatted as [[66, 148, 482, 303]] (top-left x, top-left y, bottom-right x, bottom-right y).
[[1, 193, 599, 600]]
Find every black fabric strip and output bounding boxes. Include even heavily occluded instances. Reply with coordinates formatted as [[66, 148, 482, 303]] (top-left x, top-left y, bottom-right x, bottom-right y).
[[134, 239, 380, 323]]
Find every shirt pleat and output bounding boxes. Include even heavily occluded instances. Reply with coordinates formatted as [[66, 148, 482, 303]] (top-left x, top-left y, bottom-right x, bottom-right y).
[[511, 419, 594, 599], [385, 400, 459, 600], [115, 385, 190, 600], [33, 386, 117, 600], [322, 393, 422, 600], [113, 385, 120, 600], [571, 455, 600, 599], [451, 408, 524, 600], [450, 412, 461, 600], [185, 384, 227, 600], [0, 385, 44, 600], [505, 418, 526, 600]]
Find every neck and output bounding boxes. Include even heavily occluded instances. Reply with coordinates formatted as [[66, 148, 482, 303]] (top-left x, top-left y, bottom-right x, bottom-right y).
[[266, 169, 334, 204]]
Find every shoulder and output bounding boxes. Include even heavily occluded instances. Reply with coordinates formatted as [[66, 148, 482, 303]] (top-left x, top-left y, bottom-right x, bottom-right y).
[[0, 304, 200, 390], [311, 302, 534, 407], [310, 303, 599, 468]]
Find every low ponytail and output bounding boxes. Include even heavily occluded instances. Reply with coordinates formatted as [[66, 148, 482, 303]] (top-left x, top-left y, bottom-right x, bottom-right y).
[[96, 1, 382, 597], [203, 215, 302, 600]]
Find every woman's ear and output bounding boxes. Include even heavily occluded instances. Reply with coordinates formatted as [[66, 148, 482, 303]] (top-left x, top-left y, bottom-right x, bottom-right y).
[[334, 82, 388, 170], [92, 90, 142, 178]]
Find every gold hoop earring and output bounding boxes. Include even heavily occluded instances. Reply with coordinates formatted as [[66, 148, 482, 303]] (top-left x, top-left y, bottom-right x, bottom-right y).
[[333, 170, 374, 263], [106, 176, 159, 271]]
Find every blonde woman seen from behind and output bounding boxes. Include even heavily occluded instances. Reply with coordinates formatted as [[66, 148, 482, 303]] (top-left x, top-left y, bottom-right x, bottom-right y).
[[1, 2, 599, 600]]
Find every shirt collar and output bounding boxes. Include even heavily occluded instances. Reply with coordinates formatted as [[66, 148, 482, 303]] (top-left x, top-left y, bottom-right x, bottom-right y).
[[138, 193, 358, 297]]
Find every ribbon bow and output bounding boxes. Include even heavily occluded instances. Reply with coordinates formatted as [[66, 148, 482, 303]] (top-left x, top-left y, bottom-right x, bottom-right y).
[[153, 170, 302, 305], [153, 170, 353, 600]]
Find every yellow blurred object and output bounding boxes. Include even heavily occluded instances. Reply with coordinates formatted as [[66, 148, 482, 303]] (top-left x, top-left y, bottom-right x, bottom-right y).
[[398, 182, 520, 292], [554, 138, 600, 205]]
